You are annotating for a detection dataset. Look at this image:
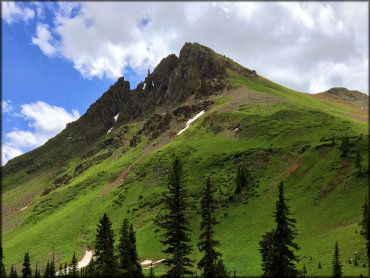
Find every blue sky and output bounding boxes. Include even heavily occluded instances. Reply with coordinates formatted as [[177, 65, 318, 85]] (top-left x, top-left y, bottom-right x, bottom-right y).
[[1, 2, 368, 165]]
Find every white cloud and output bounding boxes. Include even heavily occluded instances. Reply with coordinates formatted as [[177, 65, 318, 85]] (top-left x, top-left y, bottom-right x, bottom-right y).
[[30, 2, 367, 94], [2, 100, 14, 114], [32, 23, 57, 56], [1, 2, 35, 24], [2, 101, 80, 165]]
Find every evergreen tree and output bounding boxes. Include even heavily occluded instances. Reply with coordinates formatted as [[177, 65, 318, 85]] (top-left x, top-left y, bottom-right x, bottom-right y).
[[159, 157, 193, 277], [259, 181, 299, 277], [332, 241, 342, 278], [118, 218, 131, 275], [21, 252, 32, 278], [318, 262, 322, 269], [69, 252, 78, 277], [9, 265, 17, 278], [1, 247, 7, 278], [128, 224, 142, 277], [94, 213, 119, 277], [50, 246, 56, 278], [34, 263, 40, 278], [198, 177, 223, 278], [44, 261, 50, 278]]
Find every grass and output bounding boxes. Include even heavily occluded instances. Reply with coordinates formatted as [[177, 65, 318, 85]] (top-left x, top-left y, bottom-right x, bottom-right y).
[[2, 71, 368, 277]]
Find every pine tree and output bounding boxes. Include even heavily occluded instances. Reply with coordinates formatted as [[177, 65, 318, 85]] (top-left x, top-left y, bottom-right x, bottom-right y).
[[50, 246, 56, 278], [1, 247, 7, 278], [198, 177, 223, 278], [214, 259, 228, 277], [69, 252, 78, 277], [118, 218, 131, 275], [128, 224, 143, 277], [21, 252, 32, 278], [34, 263, 40, 278], [9, 265, 17, 278], [44, 261, 50, 278], [259, 181, 299, 277], [159, 157, 193, 277], [318, 262, 322, 269], [94, 213, 119, 277], [332, 241, 342, 278]]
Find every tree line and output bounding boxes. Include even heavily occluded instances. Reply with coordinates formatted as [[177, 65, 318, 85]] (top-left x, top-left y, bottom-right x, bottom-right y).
[[1, 157, 368, 277]]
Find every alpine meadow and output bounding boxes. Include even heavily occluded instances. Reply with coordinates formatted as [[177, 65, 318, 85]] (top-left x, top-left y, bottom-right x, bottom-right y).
[[2, 42, 369, 277]]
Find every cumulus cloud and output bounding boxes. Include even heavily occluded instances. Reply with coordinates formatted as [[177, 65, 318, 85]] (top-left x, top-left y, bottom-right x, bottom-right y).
[[30, 2, 367, 94], [2, 101, 80, 165], [2, 100, 14, 114], [32, 23, 57, 56], [1, 2, 35, 24]]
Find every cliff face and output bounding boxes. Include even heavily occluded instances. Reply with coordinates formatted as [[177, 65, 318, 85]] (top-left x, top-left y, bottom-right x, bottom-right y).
[[69, 42, 258, 141]]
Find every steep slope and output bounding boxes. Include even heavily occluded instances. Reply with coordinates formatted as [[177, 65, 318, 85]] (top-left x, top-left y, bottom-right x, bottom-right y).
[[2, 42, 369, 277]]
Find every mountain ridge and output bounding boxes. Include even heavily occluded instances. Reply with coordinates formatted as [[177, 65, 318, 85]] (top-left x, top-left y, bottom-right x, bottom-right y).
[[2, 42, 368, 277]]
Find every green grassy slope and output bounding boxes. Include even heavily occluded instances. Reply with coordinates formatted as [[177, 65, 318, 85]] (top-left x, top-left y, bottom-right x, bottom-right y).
[[2, 71, 368, 277]]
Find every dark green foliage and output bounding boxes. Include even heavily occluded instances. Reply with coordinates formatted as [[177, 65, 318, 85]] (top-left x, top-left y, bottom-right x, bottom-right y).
[[58, 264, 63, 277], [9, 265, 17, 278], [118, 219, 131, 273], [1, 247, 7, 278], [34, 263, 40, 278], [339, 136, 350, 157], [117, 218, 142, 277], [259, 181, 299, 277], [234, 165, 252, 195], [332, 241, 342, 278], [159, 157, 194, 277], [69, 252, 78, 277], [198, 177, 223, 278], [318, 262, 322, 269], [21, 252, 32, 278], [85, 257, 96, 278], [94, 213, 119, 277], [43, 261, 50, 278], [128, 224, 142, 277]]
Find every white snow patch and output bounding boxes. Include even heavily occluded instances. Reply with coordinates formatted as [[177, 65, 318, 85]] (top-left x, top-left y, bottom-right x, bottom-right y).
[[152, 81, 154, 87], [141, 260, 152, 265], [107, 127, 113, 134], [141, 258, 166, 269], [234, 128, 239, 132], [77, 250, 93, 269], [56, 250, 93, 275], [114, 113, 119, 123], [177, 110, 205, 136], [20, 206, 28, 211], [143, 82, 146, 90]]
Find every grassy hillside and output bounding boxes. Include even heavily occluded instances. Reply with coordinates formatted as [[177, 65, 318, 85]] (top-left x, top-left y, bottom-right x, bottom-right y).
[[2, 70, 368, 277]]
